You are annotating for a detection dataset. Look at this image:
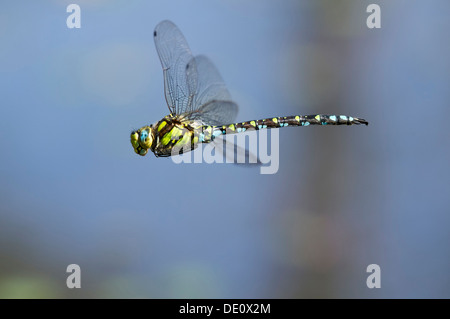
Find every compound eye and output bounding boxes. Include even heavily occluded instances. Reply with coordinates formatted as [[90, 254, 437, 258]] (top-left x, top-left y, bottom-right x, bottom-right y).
[[139, 129, 152, 148], [140, 130, 149, 143]]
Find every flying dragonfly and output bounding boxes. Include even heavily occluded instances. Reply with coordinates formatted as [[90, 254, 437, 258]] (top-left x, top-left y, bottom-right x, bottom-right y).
[[130, 20, 368, 158]]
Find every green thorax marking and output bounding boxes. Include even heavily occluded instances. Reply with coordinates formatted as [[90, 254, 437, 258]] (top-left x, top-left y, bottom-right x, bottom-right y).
[[152, 117, 197, 156]]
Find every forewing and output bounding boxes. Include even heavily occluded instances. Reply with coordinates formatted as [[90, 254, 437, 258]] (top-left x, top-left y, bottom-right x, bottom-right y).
[[154, 20, 197, 115]]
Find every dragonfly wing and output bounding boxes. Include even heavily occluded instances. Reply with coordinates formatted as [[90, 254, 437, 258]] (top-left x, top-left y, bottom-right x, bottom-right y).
[[189, 100, 238, 126], [184, 55, 238, 125], [154, 20, 197, 115], [213, 136, 261, 166]]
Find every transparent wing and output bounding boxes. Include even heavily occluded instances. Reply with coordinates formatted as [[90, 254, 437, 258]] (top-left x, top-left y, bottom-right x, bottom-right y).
[[154, 20, 197, 115], [213, 135, 261, 166], [154, 22, 238, 124], [184, 55, 238, 125]]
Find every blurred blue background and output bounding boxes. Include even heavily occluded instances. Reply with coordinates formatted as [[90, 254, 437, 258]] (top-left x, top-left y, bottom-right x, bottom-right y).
[[1, 0, 449, 298]]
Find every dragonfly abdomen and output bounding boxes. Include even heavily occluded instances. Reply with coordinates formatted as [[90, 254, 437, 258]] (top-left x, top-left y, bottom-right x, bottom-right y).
[[198, 114, 368, 142], [254, 114, 369, 128], [280, 114, 368, 127]]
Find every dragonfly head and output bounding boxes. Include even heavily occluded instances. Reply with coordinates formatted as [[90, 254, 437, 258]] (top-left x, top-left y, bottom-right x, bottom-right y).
[[131, 125, 154, 156]]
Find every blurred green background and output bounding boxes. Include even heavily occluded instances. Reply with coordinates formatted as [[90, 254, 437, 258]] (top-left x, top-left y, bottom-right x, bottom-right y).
[[1, 0, 449, 298]]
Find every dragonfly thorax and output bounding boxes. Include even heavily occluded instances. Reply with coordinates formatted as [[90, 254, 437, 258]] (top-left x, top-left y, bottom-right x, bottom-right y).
[[151, 117, 201, 157]]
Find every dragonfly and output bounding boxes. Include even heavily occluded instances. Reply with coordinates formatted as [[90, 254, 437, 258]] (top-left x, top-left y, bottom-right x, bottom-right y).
[[130, 20, 368, 158]]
